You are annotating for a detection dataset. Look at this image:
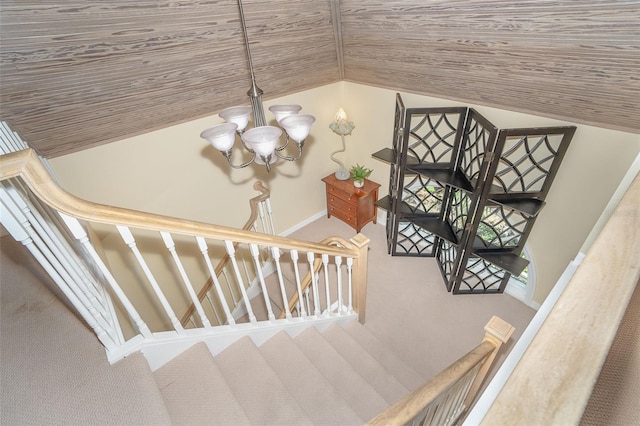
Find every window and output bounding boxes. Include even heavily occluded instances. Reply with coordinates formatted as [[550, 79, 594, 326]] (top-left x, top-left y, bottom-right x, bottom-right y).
[[506, 245, 537, 308]]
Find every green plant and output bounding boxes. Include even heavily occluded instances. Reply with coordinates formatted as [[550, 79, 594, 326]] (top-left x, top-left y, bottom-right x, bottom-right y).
[[349, 164, 373, 182]]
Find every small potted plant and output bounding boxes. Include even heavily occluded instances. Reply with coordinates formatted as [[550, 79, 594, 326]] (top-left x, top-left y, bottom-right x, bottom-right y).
[[350, 164, 373, 188]]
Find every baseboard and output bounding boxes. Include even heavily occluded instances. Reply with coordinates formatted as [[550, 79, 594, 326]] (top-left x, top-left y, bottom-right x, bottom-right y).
[[280, 210, 328, 237]]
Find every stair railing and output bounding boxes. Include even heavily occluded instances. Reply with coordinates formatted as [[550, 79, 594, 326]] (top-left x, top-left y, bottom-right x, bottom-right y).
[[279, 235, 356, 319], [0, 148, 369, 366], [180, 180, 275, 328], [367, 316, 514, 426]]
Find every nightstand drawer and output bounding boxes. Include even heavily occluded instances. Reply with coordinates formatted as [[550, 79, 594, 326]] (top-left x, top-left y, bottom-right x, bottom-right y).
[[327, 185, 356, 205], [329, 207, 357, 226], [327, 196, 356, 215]]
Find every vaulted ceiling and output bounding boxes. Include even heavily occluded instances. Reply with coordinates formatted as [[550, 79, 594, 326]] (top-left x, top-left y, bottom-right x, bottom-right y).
[[1, 0, 638, 158]]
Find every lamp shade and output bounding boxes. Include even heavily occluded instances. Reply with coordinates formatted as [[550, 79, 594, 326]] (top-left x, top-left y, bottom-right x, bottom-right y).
[[200, 123, 239, 151], [241, 126, 282, 157], [268, 104, 302, 123], [219, 106, 252, 132], [280, 114, 316, 143]]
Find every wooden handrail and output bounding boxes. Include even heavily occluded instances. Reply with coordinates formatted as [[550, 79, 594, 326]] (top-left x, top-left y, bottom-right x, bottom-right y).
[[367, 316, 514, 426], [367, 341, 495, 426], [0, 149, 358, 257], [180, 181, 272, 326], [242, 181, 271, 231]]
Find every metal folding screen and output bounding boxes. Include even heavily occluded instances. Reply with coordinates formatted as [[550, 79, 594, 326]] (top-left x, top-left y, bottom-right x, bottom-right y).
[[373, 95, 576, 294]]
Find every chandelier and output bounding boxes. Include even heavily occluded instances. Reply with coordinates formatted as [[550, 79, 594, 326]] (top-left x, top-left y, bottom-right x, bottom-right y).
[[200, 0, 316, 173]]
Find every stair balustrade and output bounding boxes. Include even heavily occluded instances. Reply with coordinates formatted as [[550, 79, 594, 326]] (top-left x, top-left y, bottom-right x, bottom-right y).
[[0, 148, 369, 367], [0, 123, 517, 423], [180, 180, 275, 328], [367, 316, 514, 426]]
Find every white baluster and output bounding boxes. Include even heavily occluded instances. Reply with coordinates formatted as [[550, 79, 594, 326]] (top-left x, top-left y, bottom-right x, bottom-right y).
[[0, 203, 117, 350], [204, 292, 222, 325], [307, 252, 320, 316], [221, 267, 238, 305], [238, 248, 253, 287], [265, 198, 275, 235], [335, 256, 344, 314], [0, 121, 27, 152], [271, 246, 291, 319], [1, 190, 118, 335], [196, 236, 235, 325], [322, 254, 331, 314], [250, 243, 275, 321], [60, 213, 152, 338], [117, 226, 184, 333], [290, 250, 306, 318], [224, 240, 256, 323], [8, 181, 124, 343], [258, 201, 267, 234], [160, 232, 211, 329], [14, 178, 114, 314], [347, 257, 354, 314], [449, 370, 473, 422], [304, 286, 311, 318], [433, 390, 453, 425], [4, 185, 111, 316]]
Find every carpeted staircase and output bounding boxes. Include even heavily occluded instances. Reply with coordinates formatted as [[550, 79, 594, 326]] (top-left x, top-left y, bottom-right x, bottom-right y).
[[154, 320, 424, 425], [2, 219, 542, 425], [1, 232, 428, 425]]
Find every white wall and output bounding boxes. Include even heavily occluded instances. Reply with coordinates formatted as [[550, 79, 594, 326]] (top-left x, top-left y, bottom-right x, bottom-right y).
[[50, 81, 640, 305]]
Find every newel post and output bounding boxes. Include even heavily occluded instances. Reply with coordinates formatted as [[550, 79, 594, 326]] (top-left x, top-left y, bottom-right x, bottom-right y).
[[464, 316, 515, 409], [350, 233, 370, 324]]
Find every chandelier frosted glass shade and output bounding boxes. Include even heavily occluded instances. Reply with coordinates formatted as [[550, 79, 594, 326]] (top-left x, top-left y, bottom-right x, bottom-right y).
[[200, 123, 239, 152], [241, 126, 282, 157], [279, 114, 316, 143], [219, 106, 252, 132], [268, 104, 302, 123], [202, 102, 315, 172]]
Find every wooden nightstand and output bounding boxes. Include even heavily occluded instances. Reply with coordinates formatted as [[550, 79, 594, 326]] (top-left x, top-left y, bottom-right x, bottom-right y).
[[322, 173, 381, 233]]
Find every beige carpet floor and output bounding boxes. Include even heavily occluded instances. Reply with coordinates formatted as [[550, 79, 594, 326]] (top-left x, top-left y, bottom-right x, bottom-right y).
[[289, 217, 537, 380]]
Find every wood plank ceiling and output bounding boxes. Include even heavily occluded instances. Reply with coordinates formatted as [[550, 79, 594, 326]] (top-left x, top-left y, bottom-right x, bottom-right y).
[[1, 0, 638, 158]]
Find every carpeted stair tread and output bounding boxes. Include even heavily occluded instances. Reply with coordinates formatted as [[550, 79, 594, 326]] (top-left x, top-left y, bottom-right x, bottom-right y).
[[258, 331, 364, 425], [344, 320, 427, 391], [0, 235, 172, 426], [323, 323, 410, 405], [294, 326, 389, 422], [214, 336, 313, 426], [153, 343, 250, 425]]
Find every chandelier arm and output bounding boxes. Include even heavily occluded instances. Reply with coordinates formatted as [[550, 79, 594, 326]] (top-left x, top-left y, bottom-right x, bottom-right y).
[[275, 134, 290, 152], [223, 151, 258, 169], [274, 142, 304, 162], [238, 137, 256, 154]]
